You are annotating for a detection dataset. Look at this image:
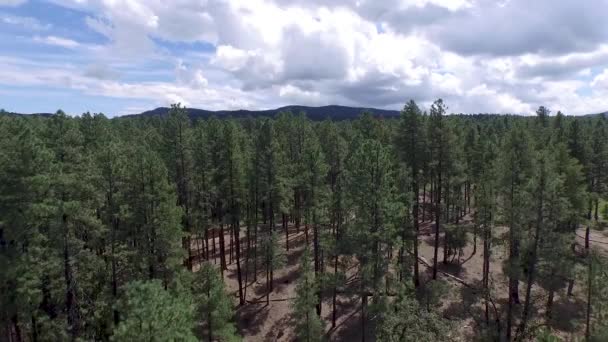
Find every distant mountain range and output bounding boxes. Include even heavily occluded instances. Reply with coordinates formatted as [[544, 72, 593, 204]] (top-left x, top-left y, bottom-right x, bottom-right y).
[[2, 105, 607, 120], [126, 105, 401, 121]]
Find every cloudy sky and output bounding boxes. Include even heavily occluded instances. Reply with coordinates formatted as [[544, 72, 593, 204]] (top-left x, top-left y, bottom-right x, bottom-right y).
[[1, 0, 607, 116]]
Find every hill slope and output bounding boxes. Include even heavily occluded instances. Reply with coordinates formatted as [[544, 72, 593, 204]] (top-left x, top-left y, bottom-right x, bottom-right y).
[[128, 105, 400, 121]]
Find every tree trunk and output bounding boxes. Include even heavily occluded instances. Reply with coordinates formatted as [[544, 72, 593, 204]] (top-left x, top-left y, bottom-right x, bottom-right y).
[[11, 315, 21, 342], [546, 288, 555, 320], [244, 220, 250, 301], [422, 182, 427, 222], [433, 167, 442, 280], [567, 279, 575, 296], [472, 222, 477, 255], [506, 177, 520, 341], [212, 229, 217, 265], [332, 210, 341, 328], [483, 223, 490, 324], [63, 214, 79, 342], [234, 220, 244, 306], [254, 202, 258, 282], [518, 170, 545, 339], [313, 221, 321, 316], [284, 213, 289, 251], [204, 229, 209, 261], [360, 293, 367, 342], [219, 223, 227, 277], [586, 253, 592, 341], [31, 314, 37, 342], [413, 180, 420, 287], [229, 226, 234, 264], [208, 282, 213, 342]]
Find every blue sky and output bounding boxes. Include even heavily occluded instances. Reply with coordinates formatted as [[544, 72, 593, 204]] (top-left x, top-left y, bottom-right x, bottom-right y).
[[1, 0, 608, 116]]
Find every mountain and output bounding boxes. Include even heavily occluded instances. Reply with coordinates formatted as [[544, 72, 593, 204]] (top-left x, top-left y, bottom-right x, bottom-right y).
[[0, 109, 54, 117], [127, 105, 401, 121]]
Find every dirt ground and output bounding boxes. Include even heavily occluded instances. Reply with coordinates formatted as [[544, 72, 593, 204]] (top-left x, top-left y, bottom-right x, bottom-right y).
[[191, 216, 608, 341]]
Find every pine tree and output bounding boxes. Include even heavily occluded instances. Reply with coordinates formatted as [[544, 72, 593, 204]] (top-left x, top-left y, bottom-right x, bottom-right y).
[[111, 280, 196, 342], [122, 141, 185, 287], [375, 284, 449, 342], [427, 99, 449, 279], [395, 100, 425, 287], [302, 128, 328, 316], [194, 263, 239, 342], [499, 126, 533, 341], [162, 104, 194, 271], [257, 120, 288, 303], [42, 111, 106, 340], [0, 116, 52, 341], [348, 138, 398, 341], [473, 134, 498, 326], [192, 121, 212, 265], [219, 121, 246, 305], [293, 247, 324, 342], [318, 120, 348, 328]]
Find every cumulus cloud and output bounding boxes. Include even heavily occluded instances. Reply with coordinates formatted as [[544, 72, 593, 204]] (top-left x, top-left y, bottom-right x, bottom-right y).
[[3, 0, 608, 115], [516, 46, 608, 79], [175, 60, 208, 89], [429, 0, 608, 57], [591, 69, 608, 90]]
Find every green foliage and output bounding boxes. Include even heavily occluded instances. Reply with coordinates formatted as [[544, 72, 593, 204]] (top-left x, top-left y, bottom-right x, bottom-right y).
[[418, 279, 449, 312], [588, 252, 608, 340], [193, 263, 240, 342], [2, 102, 606, 341], [293, 248, 324, 342], [535, 329, 561, 342], [112, 280, 196, 342], [376, 285, 450, 342]]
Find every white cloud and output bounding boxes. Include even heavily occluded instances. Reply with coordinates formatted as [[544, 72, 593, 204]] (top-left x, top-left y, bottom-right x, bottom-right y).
[[6, 0, 608, 114], [278, 84, 324, 104], [0, 0, 26, 7], [175, 60, 208, 89], [83, 64, 120, 80], [591, 69, 608, 90], [1, 14, 51, 30], [33, 35, 80, 48]]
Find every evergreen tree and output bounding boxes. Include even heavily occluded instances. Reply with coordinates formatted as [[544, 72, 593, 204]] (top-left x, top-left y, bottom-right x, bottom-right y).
[[293, 247, 324, 342], [375, 285, 449, 342], [347, 138, 398, 341], [193, 263, 239, 342], [162, 104, 194, 271], [302, 128, 328, 316], [111, 280, 196, 342], [499, 126, 534, 341], [427, 99, 449, 279], [395, 100, 425, 287], [318, 120, 348, 328]]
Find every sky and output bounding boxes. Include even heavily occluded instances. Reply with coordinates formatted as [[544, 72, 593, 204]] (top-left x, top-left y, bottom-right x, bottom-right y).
[[1, 0, 608, 116]]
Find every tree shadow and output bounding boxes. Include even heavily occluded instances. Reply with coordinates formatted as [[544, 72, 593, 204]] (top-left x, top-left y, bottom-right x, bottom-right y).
[[273, 267, 301, 293], [438, 261, 466, 278], [236, 303, 270, 336], [287, 245, 305, 267], [548, 296, 585, 333], [263, 309, 294, 341]]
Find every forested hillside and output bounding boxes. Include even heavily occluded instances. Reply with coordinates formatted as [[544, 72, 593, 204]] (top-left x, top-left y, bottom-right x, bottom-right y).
[[1, 101, 608, 341]]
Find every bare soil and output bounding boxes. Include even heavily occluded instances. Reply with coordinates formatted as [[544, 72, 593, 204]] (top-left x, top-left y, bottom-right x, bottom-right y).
[[190, 217, 608, 341]]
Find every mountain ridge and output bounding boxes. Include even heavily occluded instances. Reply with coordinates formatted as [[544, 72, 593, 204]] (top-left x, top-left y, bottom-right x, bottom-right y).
[[126, 104, 401, 121], [2, 106, 607, 120]]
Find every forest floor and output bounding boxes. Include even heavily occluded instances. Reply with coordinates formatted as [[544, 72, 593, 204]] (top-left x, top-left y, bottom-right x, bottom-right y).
[[191, 216, 608, 341]]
